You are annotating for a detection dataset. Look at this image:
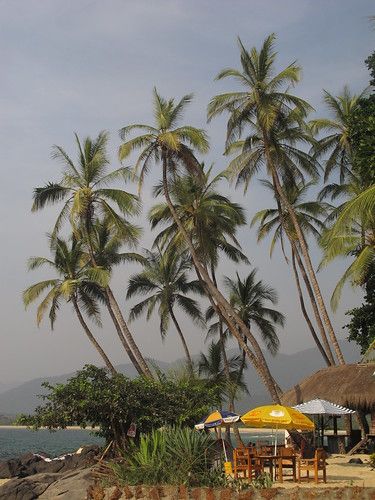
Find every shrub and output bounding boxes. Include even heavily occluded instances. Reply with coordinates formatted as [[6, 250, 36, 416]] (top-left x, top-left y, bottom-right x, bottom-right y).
[[111, 426, 218, 487], [17, 365, 221, 448]]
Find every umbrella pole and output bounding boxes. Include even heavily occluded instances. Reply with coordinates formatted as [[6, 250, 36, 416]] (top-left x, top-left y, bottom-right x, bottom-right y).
[[274, 425, 278, 455], [222, 437, 228, 462]]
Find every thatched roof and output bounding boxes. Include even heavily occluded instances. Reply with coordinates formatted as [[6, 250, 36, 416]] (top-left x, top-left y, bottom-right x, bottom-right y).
[[281, 363, 375, 413]]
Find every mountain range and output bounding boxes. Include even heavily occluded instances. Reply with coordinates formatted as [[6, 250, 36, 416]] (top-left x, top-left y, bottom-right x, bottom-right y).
[[0, 342, 360, 417]]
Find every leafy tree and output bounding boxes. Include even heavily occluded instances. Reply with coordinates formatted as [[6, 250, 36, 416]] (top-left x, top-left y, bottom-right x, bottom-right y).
[[127, 249, 204, 370], [120, 89, 281, 402], [208, 34, 345, 365], [18, 365, 221, 448], [344, 266, 375, 355], [349, 95, 375, 187], [23, 237, 116, 375], [32, 132, 151, 377]]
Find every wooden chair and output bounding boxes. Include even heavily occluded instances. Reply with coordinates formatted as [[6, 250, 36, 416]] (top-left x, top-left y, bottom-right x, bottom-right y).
[[297, 448, 327, 484], [275, 447, 296, 482], [233, 448, 263, 480]]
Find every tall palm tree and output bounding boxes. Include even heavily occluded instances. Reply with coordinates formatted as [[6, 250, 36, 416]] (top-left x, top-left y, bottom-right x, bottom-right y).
[[251, 180, 334, 366], [207, 269, 284, 388], [119, 90, 281, 401], [198, 341, 248, 403], [23, 237, 117, 375], [126, 249, 204, 370], [208, 34, 345, 365], [310, 87, 367, 183], [32, 132, 152, 378], [320, 185, 375, 310]]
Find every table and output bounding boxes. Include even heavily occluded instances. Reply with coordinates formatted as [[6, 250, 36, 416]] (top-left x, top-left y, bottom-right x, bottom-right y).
[[257, 455, 297, 483]]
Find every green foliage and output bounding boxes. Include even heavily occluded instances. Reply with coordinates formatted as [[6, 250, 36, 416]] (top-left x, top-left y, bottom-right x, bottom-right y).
[[344, 266, 375, 355], [349, 95, 375, 187], [110, 427, 218, 487], [16, 365, 221, 447], [365, 50, 375, 86], [369, 452, 375, 469], [251, 472, 273, 489]]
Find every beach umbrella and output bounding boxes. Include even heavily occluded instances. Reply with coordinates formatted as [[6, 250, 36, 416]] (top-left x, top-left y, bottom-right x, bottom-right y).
[[241, 404, 315, 454], [293, 399, 355, 447], [195, 410, 240, 462]]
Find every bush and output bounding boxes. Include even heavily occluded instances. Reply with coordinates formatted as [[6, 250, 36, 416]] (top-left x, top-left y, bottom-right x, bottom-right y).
[[17, 365, 222, 448], [110, 427, 218, 487]]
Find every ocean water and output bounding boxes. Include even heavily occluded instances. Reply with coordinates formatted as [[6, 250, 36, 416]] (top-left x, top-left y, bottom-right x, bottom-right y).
[[0, 428, 105, 460]]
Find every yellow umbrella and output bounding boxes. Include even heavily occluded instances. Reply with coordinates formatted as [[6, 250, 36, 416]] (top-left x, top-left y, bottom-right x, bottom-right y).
[[241, 405, 314, 454]]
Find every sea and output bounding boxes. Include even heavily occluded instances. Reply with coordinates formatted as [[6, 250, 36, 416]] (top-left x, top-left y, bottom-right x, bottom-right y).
[[0, 428, 105, 460], [0, 428, 285, 461]]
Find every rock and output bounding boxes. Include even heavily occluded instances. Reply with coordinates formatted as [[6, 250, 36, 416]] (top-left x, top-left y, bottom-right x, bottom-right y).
[[0, 472, 59, 500], [38, 468, 95, 499], [348, 457, 363, 464], [0, 444, 100, 479], [0, 468, 95, 500]]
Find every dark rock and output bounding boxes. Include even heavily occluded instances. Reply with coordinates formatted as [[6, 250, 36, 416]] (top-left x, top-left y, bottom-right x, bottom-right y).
[[0, 472, 59, 500], [0, 444, 100, 479], [348, 457, 363, 464]]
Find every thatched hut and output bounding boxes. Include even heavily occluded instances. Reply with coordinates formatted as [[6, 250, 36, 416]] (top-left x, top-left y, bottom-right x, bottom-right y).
[[281, 363, 375, 436]]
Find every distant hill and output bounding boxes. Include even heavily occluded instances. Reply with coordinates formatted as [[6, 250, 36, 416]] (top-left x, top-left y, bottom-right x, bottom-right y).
[[0, 342, 360, 417]]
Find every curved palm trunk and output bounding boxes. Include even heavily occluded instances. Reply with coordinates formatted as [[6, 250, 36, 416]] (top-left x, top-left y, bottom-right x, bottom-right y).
[[291, 242, 335, 365], [190, 242, 281, 402], [83, 216, 152, 378], [104, 293, 146, 376], [266, 150, 345, 364], [105, 287, 153, 378], [168, 305, 194, 372], [72, 297, 117, 375], [291, 249, 332, 366]]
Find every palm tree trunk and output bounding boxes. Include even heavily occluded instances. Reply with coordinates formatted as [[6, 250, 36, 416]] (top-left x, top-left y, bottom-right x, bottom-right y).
[[267, 154, 345, 364], [72, 297, 117, 376], [105, 287, 153, 378], [291, 248, 332, 366], [168, 305, 194, 372], [82, 215, 152, 378], [104, 293, 146, 376], [192, 251, 281, 402], [291, 242, 335, 365]]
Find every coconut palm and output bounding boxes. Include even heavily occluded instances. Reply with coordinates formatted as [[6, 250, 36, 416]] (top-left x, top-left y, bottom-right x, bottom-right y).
[[32, 132, 152, 378], [251, 180, 334, 366], [149, 166, 248, 269], [320, 185, 375, 310], [23, 237, 116, 375], [310, 87, 367, 183], [198, 341, 248, 400], [120, 89, 281, 402], [127, 249, 204, 370], [208, 34, 345, 365]]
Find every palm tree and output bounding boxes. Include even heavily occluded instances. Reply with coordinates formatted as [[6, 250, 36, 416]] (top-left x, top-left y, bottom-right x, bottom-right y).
[[198, 341, 248, 402], [320, 185, 375, 310], [310, 86, 367, 183], [251, 180, 334, 366], [207, 269, 284, 387], [32, 132, 152, 378], [120, 90, 281, 401], [208, 34, 345, 365], [23, 237, 117, 375], [126, 249, 204, 370]]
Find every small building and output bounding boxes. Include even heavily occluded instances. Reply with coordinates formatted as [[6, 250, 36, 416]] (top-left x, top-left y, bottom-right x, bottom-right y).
[[281, 363, 375, 452]]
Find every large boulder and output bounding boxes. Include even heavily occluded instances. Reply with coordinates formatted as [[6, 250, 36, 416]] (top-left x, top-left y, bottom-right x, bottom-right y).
[[0, 445, 100, 479], [0, 468, 95, 500]]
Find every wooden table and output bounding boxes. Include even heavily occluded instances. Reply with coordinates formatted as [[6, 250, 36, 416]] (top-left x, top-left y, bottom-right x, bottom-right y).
[[257, 455, 297, 482]]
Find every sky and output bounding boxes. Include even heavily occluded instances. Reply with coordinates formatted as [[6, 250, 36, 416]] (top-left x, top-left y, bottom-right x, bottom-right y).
[[0, 0, 373, 385]]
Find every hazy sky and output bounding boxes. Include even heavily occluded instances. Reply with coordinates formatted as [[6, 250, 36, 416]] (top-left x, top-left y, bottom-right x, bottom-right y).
[[0, 1, 373, 385]]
